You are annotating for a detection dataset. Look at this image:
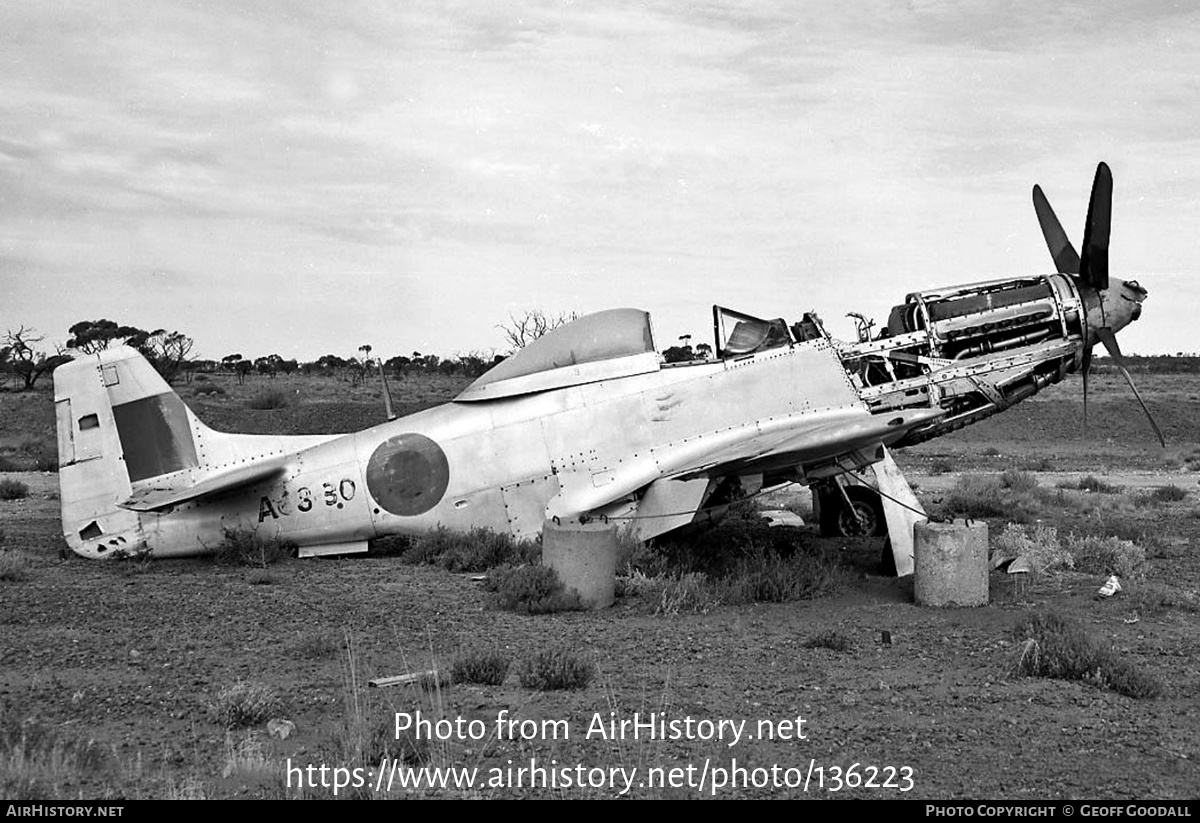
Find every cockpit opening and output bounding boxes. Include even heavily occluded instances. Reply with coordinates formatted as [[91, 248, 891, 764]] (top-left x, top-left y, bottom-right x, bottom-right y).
[[713, 306, 794, 358]]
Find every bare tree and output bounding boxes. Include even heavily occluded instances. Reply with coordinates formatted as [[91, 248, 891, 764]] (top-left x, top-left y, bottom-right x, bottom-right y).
[[138, 329, 194, 384], [3, 327, 70, 391], [498, 309, 579, 351], [454, 348, 497, 378], [66, 320, 194, 383], [354, 344, 373, 386]]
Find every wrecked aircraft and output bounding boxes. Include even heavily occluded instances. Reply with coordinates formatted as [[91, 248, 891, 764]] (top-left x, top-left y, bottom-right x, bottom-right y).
[[53, 162, 1159, 574]]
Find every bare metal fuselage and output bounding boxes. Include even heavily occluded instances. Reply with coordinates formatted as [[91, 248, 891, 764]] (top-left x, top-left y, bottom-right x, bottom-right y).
[[55, 159, 1155, 560], [55, 269, 1146, 560], [61, 334, 875, 558]]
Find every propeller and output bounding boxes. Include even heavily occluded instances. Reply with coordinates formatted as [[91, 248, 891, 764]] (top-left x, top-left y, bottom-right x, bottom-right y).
[[1094, 327, 1165, 447], [1031, 162, 1164, 447], [1081, 344, 1091, 431], [1079, 162, 1112, 291], [1033, 184, 1081, 275]]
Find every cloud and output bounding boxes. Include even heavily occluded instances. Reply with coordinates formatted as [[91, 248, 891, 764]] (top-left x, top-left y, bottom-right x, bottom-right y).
[[2, 1, 1197, 358]]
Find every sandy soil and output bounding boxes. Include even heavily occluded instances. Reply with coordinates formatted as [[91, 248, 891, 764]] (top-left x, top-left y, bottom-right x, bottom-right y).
[[1, 372, 1197, 799], [2, 466, 1197, 800]]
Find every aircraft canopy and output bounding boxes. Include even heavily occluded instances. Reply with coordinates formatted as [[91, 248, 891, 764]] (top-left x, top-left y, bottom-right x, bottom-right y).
[[456, 308, 658, 401]]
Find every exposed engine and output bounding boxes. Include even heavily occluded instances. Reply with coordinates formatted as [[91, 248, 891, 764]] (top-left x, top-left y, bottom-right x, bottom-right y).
[[805, 161, 1160, 544], [835, 273, 1086, 446]]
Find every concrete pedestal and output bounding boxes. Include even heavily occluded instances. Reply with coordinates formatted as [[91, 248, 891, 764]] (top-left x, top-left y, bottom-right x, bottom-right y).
[[913, 519, 989, 607], [541, 519, 618, 609]]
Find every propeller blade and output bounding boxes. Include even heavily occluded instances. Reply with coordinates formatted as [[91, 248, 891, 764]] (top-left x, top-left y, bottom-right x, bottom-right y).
[[1079, 162, 1112, 291], [1095, 327, 1165, 447], [1033, 184, 1081, 274], [1081, 345, 1091, 431]]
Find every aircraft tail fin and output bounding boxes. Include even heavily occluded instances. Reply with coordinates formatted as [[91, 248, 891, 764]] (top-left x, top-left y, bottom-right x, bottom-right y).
[[54, 347, 341, 559], [54, 346, 202, 557]]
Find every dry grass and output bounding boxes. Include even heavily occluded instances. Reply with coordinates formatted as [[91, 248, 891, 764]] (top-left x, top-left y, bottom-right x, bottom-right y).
[[1148, 484, 1189, 504], [517, 647, 595, 691], [486, 564, 586, 614], [397, 525, 539, 572], [722, 547, 843, 603], [212, 527, 295, 568], [934, 472, 1174, 539], [989, 518, 1149, 579], [323, 634, 457, 799], [1064, 534, 1147, 579], [804, 630, 855, 652], [210, 682, 286, 729], [1000, 469, 1040, 493], [289, 630, 341, 660], [1124, 582, 1200, 617], [0, 479, 29, 500], [0, 717, 109, 800], [245, 389, 292, 410], [655, 572, 725, 616], [450, 649, 512, 686], [647, 543, 844, 615], [246, 568, 279, 586], [643, 548, 845, 616], [1013, 612, 1164, 699], [0, 550, 30, 582], [939, 475, 1019, 519], [219, 732, 278, 782], [1056, 475, 1121, 494], [992, 523, 1074, 573]]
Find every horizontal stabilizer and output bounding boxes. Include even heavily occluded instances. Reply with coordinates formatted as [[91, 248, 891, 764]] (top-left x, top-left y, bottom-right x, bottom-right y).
[[120, 457, 290, 511]]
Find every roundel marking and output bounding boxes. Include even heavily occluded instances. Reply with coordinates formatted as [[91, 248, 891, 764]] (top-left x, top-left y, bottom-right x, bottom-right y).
[[365, 433, 450, 517]]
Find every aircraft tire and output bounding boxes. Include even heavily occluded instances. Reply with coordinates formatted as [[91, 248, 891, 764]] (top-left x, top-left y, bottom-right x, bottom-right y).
[[820, 485, 886, 538]]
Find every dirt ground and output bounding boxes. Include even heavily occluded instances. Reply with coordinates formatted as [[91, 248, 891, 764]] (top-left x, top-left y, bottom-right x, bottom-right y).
[[1, 370, 1197, 799]]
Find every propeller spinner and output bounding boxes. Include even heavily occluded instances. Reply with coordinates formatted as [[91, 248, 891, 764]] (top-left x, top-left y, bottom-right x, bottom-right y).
[[1032, 162, 1163, 447]]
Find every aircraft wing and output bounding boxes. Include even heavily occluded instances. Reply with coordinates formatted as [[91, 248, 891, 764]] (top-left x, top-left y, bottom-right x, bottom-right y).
[[548, 407, 944, 519], [661, 406, 945, 480], [119, 456, 291, 512]]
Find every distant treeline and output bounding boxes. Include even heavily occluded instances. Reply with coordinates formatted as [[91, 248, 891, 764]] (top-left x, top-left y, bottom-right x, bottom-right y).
[[1090, 355, 1200, 374], [6, 313, 1200, 393], [191, 351, 500, 383]]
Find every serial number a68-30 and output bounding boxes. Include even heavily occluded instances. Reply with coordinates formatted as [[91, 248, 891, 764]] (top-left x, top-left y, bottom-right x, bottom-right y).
[[259, 479, 356, 522]]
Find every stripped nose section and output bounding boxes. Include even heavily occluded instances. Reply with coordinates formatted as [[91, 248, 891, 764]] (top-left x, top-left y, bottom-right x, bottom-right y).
[[1128, 280, 1146, 322], [1108, 277, 1147, 331], [1087, 277, 1147, 338]]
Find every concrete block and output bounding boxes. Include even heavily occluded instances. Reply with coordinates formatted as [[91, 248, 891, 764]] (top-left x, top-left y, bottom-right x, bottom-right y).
[[541, 519, 618, 609], [913, 519, 989, 607]]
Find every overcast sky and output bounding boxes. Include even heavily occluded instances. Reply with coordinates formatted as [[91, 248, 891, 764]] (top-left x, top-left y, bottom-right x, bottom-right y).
[[3, 0, 1197, 361]]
